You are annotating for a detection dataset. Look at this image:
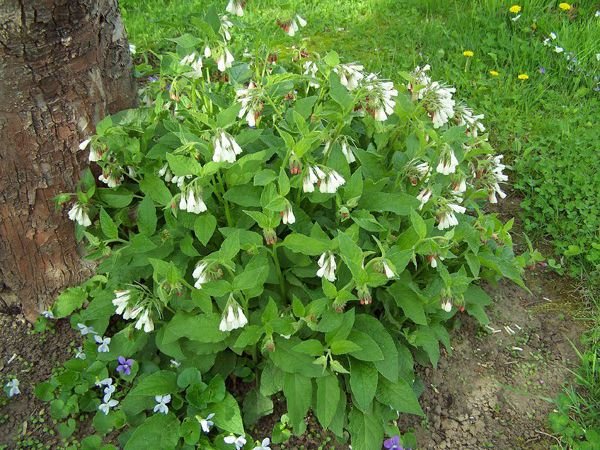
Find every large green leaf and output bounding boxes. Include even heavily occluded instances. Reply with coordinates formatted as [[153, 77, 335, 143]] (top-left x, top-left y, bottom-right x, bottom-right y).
[[243, 388, 274, 426], [348, 408, 383, 450], [353, 314, 399, 382], [358, 192, 419, 216], [211, 393, 245, 435], [193, 214, 217, 246], [99, 208, 118, 239], [347, 331, 383, 361], [54, 287, 87, 318], [162, 312, 226, 344], [139, 175, 172, 206], [349, 360, 378, 412], [137, 196, 157, 235], [127, 371, 178, 397], [388, 282, 428, 325], [376, 376, 424, 416], [283, 373, 312, 433], [315, 374, 340, 429], [281, 233, 331, 256], [124, 413, 180, 450]]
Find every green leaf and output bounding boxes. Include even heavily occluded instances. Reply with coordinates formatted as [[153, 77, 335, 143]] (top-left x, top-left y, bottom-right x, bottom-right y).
[[376, 377, 424, 416], [233, 325, 263, 350], [137, 196, 157, 235], [177, 368, 202, 389], [323, 51, 340, 66], [162, 312, 225, 344], [54, 287, 87, 318], [243, 388, 274, 426], [166, 153, 201, 176], [127, 371, 177, 397], [139, 175, 172, 206], [315, 374, 340, 429], [353, 314, 399, 382], [254, 169, 278, 186], [278, 168, 291, 196], [358, 192, 419, 215], [232, 255, 269, 291], [180, 417, 200, 445], [193, 214, 217, 246], [96, 188, 133, 208], [349, 360, 378, 412], [243, 210, 270, 229], [330, 339, 362, 355], [124, 413, 180, 450], [34, 382, 55, 402], [211, 393, 245, 435], [348, 408, 384, 450], [270, 338, 325, 378], [223, 185, 262, 207], [388, 282, 427, 325], [347, 331, 384, 361], [329, 72, 354, 110], [413, 326, 440, 367], [100, 208, 118, 239], [283, 373, 312, 433], [282, 233, 331, 256], [216, 103, 242, 128], [410, 209, 427, 239], [292, 339, 324, 356]]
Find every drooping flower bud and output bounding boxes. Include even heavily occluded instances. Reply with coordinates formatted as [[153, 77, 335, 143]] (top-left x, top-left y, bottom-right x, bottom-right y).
[[263, 228, 277, 246], [357, 286, 372, 305]]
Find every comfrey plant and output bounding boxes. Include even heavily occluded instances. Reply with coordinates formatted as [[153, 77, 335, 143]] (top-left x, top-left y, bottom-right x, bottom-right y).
[[40, 5, 522, 449]]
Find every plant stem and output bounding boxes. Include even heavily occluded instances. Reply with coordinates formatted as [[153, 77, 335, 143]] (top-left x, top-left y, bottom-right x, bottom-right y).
[[216, 170, 234, 227], [270, 244, 287, 301]]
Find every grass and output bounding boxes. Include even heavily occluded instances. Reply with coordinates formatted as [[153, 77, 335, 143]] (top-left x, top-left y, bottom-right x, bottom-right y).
[[119, 0, 600, 447], [549, 291, 600, 448]]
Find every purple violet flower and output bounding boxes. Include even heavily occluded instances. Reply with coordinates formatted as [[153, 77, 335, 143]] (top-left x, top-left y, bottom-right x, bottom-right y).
[[383, 436, 403, 450], [116, 356, 134, 376]]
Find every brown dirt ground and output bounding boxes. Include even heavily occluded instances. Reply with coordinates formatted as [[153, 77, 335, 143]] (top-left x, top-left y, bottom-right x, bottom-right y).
[[0, 193, 589, 449], [0, 316, 78, 449]]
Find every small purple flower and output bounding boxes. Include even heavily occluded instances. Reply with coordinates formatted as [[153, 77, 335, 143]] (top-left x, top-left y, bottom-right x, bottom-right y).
[[383, 436, 403, 450], [116, 356, 134, 376], [539, 66, 546, 74]]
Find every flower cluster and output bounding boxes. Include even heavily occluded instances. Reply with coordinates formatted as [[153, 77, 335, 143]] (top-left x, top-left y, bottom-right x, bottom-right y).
[[236, 82, 263, 127], [302, 166, 345, 193], [213, 131, 243, 163], [68, 202, 91, 227], [96, 377, 119, 415], [219, 297, 248, 332], [112, 289, 155, 332]]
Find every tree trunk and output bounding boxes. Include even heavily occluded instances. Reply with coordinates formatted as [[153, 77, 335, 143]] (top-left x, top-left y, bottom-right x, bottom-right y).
[[0, 0, 135, 321]]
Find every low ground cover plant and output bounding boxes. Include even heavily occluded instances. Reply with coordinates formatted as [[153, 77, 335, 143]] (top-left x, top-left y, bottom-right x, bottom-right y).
[[33, 4, 523, 449]]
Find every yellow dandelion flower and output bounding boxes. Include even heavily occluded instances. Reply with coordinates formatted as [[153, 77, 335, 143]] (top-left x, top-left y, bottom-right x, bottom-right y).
[[489, 70, 499, 77], [518, 73, 529, 80], [558, 3, 571, 11], [463, 50, 474, 57], [509, 5, 522, 14]]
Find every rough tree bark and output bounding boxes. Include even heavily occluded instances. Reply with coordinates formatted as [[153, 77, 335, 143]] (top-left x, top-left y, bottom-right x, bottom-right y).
[[0, 0, 135, 321]]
